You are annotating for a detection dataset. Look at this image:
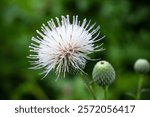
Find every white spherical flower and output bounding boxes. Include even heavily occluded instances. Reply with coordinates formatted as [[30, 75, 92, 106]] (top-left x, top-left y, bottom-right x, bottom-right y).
[[134, 58, 150, 74], [28, 15, 104, 78]]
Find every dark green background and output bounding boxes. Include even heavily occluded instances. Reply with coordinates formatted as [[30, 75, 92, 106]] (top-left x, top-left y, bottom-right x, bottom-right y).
[[0, 0, 150, 100]]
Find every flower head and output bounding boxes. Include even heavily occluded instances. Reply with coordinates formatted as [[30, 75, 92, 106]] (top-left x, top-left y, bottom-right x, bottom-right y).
[[134, 58, 150, 74], [92, 60, 115, 86], [28, 15, 104, 78]]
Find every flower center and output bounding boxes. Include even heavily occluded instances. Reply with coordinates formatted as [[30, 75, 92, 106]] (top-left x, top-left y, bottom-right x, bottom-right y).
[[65, 47, 74, 56], [58, 46, 75, 59]]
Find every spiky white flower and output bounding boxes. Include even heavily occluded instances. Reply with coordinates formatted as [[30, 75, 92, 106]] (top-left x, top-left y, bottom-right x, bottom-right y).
[[28, 15, 104, 78]]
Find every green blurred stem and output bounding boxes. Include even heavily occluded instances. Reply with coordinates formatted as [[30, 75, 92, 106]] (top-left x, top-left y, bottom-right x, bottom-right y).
[[32, 83, 49, 100], [81, 76, 97, 100], [136, 75, 143, 100], [104, 86, 108, 100]]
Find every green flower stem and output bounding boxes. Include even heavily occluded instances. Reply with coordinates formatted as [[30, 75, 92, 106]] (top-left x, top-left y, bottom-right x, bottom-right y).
[[136, 75, 143, 100], [32, 83, 49, 100], [81, 76, 97, 100], [104, 86, 108, 100]]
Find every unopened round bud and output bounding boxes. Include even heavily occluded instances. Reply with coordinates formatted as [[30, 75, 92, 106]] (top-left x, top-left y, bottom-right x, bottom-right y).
[[92, 60, 115, 87], [134, 59, 150, 74]]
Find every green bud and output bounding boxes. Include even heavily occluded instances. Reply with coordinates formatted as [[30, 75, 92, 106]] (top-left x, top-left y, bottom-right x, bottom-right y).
[[134, 58, 150, 74], [92, 60, 115, 87]]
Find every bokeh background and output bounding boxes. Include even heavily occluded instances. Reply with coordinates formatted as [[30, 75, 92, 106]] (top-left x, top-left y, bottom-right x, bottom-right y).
[[0, 0, 150, 100]]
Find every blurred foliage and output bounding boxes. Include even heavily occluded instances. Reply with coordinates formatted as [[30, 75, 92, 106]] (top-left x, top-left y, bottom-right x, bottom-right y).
[[0, 0, 150, 100]]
